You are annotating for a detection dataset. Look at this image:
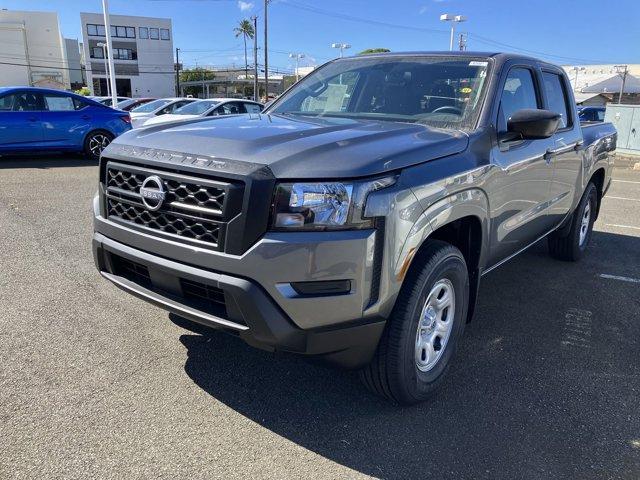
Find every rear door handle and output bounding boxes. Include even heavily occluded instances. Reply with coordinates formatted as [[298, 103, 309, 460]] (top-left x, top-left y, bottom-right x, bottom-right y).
[[81, 115, 91, 120], [28, 117, 38, 122], [544, 143, 579, 163]]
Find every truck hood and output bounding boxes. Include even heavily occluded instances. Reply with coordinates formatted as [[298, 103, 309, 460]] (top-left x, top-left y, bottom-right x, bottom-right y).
[[106, 113, 469, 178]]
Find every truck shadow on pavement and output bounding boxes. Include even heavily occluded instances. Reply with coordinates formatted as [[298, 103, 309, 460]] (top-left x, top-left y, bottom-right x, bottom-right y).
[[171, 231, 640, 479], [0, 154, 97, 169]]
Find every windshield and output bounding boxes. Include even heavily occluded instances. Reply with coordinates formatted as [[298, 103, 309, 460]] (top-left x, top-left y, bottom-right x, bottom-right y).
[[174, 100, 220, 115], [269, 55, 490, 130], [132, 99, 172, 113]]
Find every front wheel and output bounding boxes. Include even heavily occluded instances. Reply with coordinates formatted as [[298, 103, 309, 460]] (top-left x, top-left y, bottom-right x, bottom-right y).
[[84, 130, 113, 160], [548, 182, 598, 261], [360, 240, 469, 405]]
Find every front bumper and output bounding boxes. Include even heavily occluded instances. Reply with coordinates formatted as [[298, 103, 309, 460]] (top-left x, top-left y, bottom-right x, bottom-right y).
[[93, 201, 387, 368]]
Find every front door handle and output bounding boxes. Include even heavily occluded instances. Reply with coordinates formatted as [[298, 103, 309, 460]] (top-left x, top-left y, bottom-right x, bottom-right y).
[[81, 115, 91, 120], [28, 117, 38, 122]]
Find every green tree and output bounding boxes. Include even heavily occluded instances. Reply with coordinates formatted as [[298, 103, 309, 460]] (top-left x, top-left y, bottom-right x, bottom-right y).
[[74, 86, 90, 96], [359, 48, 391, 55], [234, 19, 255, 84], [179, 68, 216, 97]]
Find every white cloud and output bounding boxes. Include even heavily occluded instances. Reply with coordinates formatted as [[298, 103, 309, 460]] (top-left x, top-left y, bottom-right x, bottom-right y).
[[419, 5, 428, 14], [238, 1, 254, 11]]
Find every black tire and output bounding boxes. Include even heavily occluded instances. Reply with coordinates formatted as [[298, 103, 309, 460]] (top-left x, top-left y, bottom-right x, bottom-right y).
[[548, 182, 598, 262], [360, 240, 469, 405], [83, 130, 113, 160]]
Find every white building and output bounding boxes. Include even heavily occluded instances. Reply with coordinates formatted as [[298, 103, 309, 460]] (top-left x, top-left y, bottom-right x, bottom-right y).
[[80, 12, 174, 98], [0, 9, 71, 89]]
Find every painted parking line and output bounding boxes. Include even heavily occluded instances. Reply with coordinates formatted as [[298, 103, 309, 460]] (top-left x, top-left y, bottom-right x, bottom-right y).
[[613, 180, 640, 185], [599, 274, 640, 284], [606, 196, 640, 202], [605, 223, 640, 231]]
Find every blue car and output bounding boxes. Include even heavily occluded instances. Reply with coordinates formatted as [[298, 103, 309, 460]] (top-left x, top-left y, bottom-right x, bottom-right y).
[[0, 87, 132, 160]]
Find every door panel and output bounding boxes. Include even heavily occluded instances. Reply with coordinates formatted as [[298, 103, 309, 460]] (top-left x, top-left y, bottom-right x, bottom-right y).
[[41, 94, 89, 147], [0, 92, 44, 148], [486, 66, 556, 267], [542, 70, 584, 225]]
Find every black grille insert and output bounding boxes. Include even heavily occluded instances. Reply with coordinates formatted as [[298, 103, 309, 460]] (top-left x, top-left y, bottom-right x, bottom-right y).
[[110, 254, 152, 289], [104, 162, 243, 250], [108, 253, 229, 320], [107, 199, 221, 245]]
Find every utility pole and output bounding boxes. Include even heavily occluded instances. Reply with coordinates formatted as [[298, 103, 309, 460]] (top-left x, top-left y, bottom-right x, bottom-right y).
[[102, 0, 117, 106], [263, 0, 269, 102], [458, 33, 467, 51], [615, 65, 628, 105], [97, 42, 110, 96], [252, 16, 258, 102], [175, 47, 180, 96]]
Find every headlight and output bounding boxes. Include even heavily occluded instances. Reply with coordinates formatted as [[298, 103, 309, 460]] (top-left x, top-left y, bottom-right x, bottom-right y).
[[271, 176, 396, 231]]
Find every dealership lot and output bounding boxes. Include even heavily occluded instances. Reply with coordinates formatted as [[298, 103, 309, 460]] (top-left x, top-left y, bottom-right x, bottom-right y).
[[1, 157, 639, 479]]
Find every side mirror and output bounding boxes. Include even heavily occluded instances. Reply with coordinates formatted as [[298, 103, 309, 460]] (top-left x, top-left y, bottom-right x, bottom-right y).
[[507, 109, 561, 140]]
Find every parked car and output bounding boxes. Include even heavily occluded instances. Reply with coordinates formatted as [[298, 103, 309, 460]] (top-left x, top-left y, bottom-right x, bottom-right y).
[[91, 96, 130, 107], [0, 87, 131, 159], [142, 98, 263, 127], [92, 52, 616, 404], [116, 98, 156, 112], [577, 106, 606, 122], [129, 98, 196, 128]]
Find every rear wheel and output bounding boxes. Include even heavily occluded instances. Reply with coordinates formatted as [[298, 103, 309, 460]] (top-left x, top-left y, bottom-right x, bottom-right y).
[[84, 130, 113, 160], [548, 182, 598, 261], [360, 240, 469, 405]]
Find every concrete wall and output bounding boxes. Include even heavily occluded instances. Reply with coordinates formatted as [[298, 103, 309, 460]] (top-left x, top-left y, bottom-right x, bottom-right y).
[[80, 12, 174, 98], [0, 10, 70, 89]]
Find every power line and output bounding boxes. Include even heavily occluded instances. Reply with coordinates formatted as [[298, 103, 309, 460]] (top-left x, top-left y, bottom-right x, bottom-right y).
[[278, 0, 616, 65]]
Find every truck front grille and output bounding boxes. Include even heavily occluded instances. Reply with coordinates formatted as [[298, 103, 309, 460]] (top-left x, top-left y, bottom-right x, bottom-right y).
[[103, 161, 243, 250]]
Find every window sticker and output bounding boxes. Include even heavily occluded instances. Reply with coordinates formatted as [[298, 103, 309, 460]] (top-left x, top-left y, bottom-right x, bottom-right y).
[[469, 61, 488, 67]]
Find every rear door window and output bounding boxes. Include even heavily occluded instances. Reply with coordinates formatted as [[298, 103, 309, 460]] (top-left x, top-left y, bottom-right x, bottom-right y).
[[498, 67, 540, 132], [44, 95, 76, 111], [542, 72, 572, 129], [244, 102, 262, 113]]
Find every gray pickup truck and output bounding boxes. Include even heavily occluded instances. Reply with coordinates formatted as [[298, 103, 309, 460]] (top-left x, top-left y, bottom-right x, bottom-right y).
[[93, 52, 616, 404]]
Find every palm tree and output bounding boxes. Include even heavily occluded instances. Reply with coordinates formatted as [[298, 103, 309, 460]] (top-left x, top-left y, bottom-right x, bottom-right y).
[[233, 19, 255, 93]]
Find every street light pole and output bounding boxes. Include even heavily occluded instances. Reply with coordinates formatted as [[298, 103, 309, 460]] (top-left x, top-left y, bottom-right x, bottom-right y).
[[97, 42, 110, 96], [440, 14, 466, 51], [289, 53, 305, 81], [102, 0, 117, 106], [331, 43, 351, 58]]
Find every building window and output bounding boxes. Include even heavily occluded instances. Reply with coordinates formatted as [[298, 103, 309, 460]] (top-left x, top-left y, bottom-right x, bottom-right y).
[[87, 24, 106, 36], [139, 27, 148, 39], [149, 28, 159, 40], [91, 47, 104, 59], [126, 27, 135, 38], [160, 28, 170, 40], [110, 25, 116, 37], [116, 26, 126, 37]]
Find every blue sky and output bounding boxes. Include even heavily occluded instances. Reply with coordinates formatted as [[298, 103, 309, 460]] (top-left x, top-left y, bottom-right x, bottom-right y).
[[6, 0, 640, 72]]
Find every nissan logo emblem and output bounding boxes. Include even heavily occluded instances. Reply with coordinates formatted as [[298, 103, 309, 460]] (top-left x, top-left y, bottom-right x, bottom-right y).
[[139, 175, 166, 211]]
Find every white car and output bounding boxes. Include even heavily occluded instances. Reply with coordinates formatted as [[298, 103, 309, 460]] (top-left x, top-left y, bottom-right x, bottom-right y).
[[129, 98, 196, 128], [141, 98, 264, 127]]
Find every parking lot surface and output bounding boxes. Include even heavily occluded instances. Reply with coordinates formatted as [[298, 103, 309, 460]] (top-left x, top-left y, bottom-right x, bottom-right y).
[[1, 156, 639, 479]]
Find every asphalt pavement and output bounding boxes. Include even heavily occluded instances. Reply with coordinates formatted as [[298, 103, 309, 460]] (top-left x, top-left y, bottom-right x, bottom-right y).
[[1, 156, 639, 479]]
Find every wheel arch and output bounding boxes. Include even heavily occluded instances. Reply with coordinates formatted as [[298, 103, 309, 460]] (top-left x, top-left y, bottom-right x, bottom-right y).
[[394, 188, 490, 323]]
